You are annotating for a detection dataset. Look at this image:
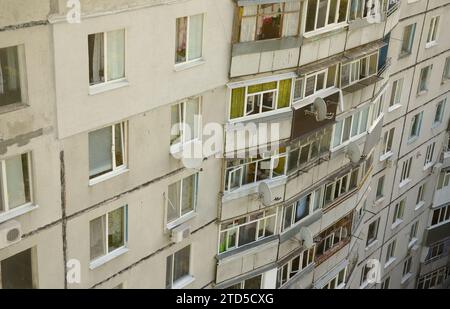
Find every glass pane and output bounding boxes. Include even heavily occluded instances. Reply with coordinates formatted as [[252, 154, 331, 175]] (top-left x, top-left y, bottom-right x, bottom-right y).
[[305, 76, 316, 97], [294, 78, 304, 100], [168, 181, 181, 222], [295, 195, 310, 222], [1, 249, 33, 289], [188, 14, 203, 60], [181, 174, 196, 216], [238, 221, 257, 246], [107, 29, 125, 81], [166, 255, 173, 288], [256, 4, 283, 40], [108, 207, 125, 253], [90, 216, 106, 260], [306, 0, 317, 32], [328, 0, 337, 24], [5, 154, 30, 209], [317, 0, 328, 29], [173, 246, 190, 282], [114, 123, 124, 167], [176, 17, 188, 63], [283, 204, 293, 230], [171, 104, 182, 145], [316, 72, 325, 91], [89, 126, 113, 178], [244, 275, 262, 289], [185, 98, 200, 142], [0, 46, 22, 106]]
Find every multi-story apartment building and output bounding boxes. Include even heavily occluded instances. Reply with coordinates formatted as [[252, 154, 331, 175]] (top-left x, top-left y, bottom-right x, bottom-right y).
[[0, 0, 449, 289]]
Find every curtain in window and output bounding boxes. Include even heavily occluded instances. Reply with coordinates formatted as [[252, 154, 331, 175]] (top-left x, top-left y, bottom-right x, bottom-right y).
[[107, 30, 125, 81], [181, 174, 196, 216], [108, 207, 125, 252], [89, 126, 113, 178], [176, 17, 188, 63], [88, 33, 104, 85], [277, 79, 292, 108], [5, 155, 28, 209], [230, 87, 245, 119], [90, 216, 106, 260], [188, 14, 203, 61], [240, 6, 257, 42], [282, 2, 300, 37]]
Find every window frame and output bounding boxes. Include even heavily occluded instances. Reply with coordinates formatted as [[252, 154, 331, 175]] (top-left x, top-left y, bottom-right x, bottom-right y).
[[305, 0, 349, 34], [170, 96, 203, 147], [409, 111, 423, 141], [167, 173, 199, 227], [392, 199, 406, 225], [175, 14, 205, 65], [426, 16, 440, 47], [166, 245, 192, 289]]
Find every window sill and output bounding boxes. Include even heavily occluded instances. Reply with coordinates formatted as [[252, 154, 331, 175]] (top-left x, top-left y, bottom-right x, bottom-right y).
[[0, 102, 29, 115], [425, 41, 438, 49], [303, 23, 347, 39], [166, 212, 197, 231], [374, 196, 385, 206], [89, 167, 129, 186], [428, 219, 450, 230], [0, 203, 39, 224], [417, 90, 428, 97], [379, 151, 393, 162], [423, 162, 434, 171], [401, 273, 412, 285], [388, 103, 402, 113], [415, 201, 425, 211], [89, 247, 129, 270], [398, 52, 412, 60], [399, 179, 411, 189], [384, 257, 396, 269], [174, 58, 205, 72], [365, 239, 379, 251], [172, 275, 195, 289], [408, 238, 418, 249], [391, 219, 403, 230], [89, 79, 129, 95]]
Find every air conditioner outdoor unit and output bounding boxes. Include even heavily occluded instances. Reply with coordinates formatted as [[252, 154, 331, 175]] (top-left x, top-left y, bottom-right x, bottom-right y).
[[171, 224, 191, 244], [0, 220, 22, 249]]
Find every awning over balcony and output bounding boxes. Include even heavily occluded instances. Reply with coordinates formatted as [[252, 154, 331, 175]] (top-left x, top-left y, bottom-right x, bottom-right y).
[[342, 40, 387, 63]]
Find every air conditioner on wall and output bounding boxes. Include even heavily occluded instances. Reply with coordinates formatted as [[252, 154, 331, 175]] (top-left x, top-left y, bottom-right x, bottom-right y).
[[0, 220, 22, 250], [171, 224, 191, 244]]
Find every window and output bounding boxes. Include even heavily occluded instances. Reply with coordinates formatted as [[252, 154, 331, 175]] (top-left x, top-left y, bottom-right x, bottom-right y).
[[0, 248, 36, 289], [381, 128, 395, 157], [426, 16, 440, 46], [381, 277, 390, 289], [400, 24, 416, 56], [332, 106, 369, 148], [340, 53, 378, 88], [167, 174, 198, 224], [224, 148, 287, 192], [323, 168, 360, 207], [443, 57, 450, 82], [389, 78, 403, 107], [402, 256, 412, 278], [437, 171, 450, 190], [89, 122, 127, 180], [175, 14, 204, 64], [376, 176, 385, 200], [417, 267, 448, 289], [385, 240, 396, 264], [418, 65, 432, 94], [322, 267, 347, 289], [360, 264, 371, 286], [316, 215, 352, 259], [219, 209, 277, 253], [0, 45, 23, 107], [0, 153, 32, 214], [434, 99, 446, 125], [229, 79, 292, 120], [170, 97, 202, 146], [294, 65, 338, 100], [416, 184, 425, 206], [166, 245, 191, 289], [409, 111, 423, 140], [366, 218, 380, 246], [392, 199, 405, 224], [425, 242, 445, 263], [90, 206, 128, 261], [226, 275, 262, 289], [424, 143, 436, 167], [282, 189, 323, 231], [305, 0, 349, 33], [88, 30, 125, 86], [400, 157, 412, 185], [277, 247, 315, 288], [430, 205, 450, 227], [239, 3, 301, 42], [409, 221, 419, 242]]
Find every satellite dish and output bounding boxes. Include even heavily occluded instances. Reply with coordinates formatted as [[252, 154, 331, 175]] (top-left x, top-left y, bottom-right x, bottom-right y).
[[346, 142, 361, 164], [299, 227, 314, 249], [313, 97, 328, 121], [258, 182, 273, 206], [181, 157, 203, 169]]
